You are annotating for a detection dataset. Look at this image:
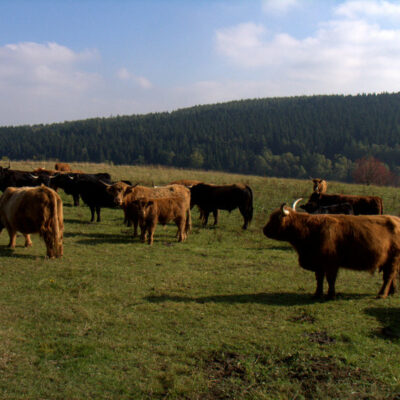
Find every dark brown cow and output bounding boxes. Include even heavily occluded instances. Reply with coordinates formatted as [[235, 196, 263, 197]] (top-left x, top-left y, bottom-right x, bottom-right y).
[[294, 198, 354, 215], [134, 196, 191, 245], [170, 179, 203, 188], [0, 185, 63, 258], [263, 204, 400, 299], [300, 192, 383, 215], [55, 162, 71, 172], [189, 183, 253, 229], [104, 182, 191, 237], [312, 178, 327, 194]]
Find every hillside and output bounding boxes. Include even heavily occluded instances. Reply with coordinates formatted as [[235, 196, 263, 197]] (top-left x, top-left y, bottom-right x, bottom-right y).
[[1, 93, 400, 181]]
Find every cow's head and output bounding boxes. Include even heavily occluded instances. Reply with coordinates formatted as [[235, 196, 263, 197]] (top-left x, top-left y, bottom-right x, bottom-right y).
[[300, 193, 319, 213], [134, 198, 154, 220], [312, 178, 327, 194], [103, 181, 132, 206], [263, 203, 293, 240]]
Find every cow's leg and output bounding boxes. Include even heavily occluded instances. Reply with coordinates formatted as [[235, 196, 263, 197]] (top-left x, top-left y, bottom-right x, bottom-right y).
[[176, 217, 185, 242], [7, 228, 17, 248], [213, 209, 218, 225], [325, 267, 339, 299], [148, 223, 155, 245], [90, 206, 95, 222], [96, 207, 101, 222], [24, 234, 33, 248], [202, 211, 209, 226], [239, 205, 249, 229], [377, 262, 398, 299], [314, 270, 325, 298], [73, 194, 79, 207]]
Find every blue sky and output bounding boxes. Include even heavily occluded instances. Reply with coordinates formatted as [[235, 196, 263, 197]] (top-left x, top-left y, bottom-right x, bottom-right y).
[[1, 0, 400, 126]]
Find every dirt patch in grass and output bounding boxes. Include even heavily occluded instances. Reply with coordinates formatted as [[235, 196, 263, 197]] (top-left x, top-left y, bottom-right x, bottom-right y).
[[305, 330, 336, 345], [289, 311, 316, 324], [282, 353, 393, 400]]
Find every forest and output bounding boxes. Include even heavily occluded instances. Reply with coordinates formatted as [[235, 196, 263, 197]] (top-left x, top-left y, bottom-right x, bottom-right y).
[[1, 92, 400, 184]]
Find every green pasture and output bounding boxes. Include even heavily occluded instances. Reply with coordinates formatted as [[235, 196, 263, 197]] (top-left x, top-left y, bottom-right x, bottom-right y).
[[0, 161, 399, 399]]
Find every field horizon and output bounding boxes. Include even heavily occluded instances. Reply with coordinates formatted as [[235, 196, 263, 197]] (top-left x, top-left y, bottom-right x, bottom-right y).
[[0, 161, 399, 399]]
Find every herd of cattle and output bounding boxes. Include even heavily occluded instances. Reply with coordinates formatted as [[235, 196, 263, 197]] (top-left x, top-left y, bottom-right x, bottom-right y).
[[0, 165, 398, 300]]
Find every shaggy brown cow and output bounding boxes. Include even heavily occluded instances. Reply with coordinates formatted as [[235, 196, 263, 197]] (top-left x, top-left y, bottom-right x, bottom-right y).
[[134, 196, 191, 245], [55, 162, 71, 172], [189, 183, 253, 229], [104, 182, 191, 236], [263, 204, 400, 299], [300, 192, 383, 215], [312, 178, 327, 194], [0, 185, 63, 258]]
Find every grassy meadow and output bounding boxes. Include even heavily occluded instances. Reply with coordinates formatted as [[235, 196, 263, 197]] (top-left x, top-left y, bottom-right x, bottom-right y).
[[0, 161, 400, 399]]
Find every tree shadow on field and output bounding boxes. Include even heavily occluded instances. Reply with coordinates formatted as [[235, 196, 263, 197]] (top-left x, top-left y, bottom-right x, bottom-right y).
[[0, 246, 38, 259], [364, 307, 400, 341]]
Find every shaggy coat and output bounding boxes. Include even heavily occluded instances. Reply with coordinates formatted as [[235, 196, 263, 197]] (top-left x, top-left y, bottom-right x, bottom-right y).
[[309, 202, 354, 215], [263, 205, 400, 299], [105, 182, 191, 236], [0, 185, 63, 258], [54, 162, 71, 172], [189, 183, 253, 229], [312, 178, 328, 194], [300, 192, 383, 215], [134, 196, 191, 245]]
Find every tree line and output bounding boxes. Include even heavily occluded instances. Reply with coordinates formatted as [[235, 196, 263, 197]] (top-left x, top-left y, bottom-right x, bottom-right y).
[[1, 93, 400, 184]]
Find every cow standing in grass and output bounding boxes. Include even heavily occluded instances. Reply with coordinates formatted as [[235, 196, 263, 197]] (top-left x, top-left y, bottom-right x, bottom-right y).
[[263, 203, 400, 299], [189, 183, 253, 229], [0, 185, 63, 258], [312, 178, 327, 194], [134, 196, 191, 245], [55, 162, 71, 172], [104, 182, 191, 237]]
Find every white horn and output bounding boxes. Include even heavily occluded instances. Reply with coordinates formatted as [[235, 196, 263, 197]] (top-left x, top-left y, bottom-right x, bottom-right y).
[[292, 198, 303, 211], [280, 203, 290, 216]]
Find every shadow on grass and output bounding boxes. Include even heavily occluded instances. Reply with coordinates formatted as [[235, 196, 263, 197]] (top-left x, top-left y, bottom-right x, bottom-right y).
[[0, 246, 38, 259], [74, 232, 135, 245], [144, 292, 369, 306], [64, 218, 92, 225], [364, 307, 400, 341]]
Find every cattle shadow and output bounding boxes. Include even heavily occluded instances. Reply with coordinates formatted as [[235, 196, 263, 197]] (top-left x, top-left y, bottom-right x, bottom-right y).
[[0, 247, 38, 259], [74, 232, 135, 245], [364, 307, 400, 341], [144, 292, 369, 307], [63, 218, 92, 225]]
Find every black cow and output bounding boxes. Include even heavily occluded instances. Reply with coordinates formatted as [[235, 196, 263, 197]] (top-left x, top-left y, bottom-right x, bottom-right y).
[[300, 192, 383, 215], [189, 183, 253, 229], [49, 172, 111, 208], [0, 167, 50, 192]]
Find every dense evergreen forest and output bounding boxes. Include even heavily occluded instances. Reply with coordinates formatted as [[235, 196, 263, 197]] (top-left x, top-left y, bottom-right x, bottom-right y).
[[1, 93, 400, 182]]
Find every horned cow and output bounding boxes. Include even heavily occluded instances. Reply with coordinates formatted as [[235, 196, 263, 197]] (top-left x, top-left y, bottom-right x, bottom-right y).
[[263, 203, 400, 299], [0, 185, 63, 258]]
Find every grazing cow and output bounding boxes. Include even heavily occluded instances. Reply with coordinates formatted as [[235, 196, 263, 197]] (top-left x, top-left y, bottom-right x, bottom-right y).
[[312, 178, 327, 194], [263, 203, 400, 299], [189, 183, 253, 229], [0, 185, 63, 258], [55, 162, 71, 172], [104, 182, 191, 237], [134, 196, 191, 245], [0, 167, 50, 192], [300, 192, 383, 215]]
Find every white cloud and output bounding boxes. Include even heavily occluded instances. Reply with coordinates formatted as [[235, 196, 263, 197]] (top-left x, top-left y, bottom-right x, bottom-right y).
[[215, 2, 400, 95], [262, 0, 300, 14], [116, 67, 152, 89], [335, 0, 400, 19]]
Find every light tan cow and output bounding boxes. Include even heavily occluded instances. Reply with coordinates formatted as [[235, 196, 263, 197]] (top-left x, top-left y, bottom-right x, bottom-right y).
[[0, 185, 63, 258]]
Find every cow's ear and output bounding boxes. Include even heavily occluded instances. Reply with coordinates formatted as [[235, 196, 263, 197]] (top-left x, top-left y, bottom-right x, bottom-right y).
[[147, 200, 154, 206], [280, 203, 290, 216]]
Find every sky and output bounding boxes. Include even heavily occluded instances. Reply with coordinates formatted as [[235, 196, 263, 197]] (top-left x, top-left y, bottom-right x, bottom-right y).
[[1, 0, 400, 126]]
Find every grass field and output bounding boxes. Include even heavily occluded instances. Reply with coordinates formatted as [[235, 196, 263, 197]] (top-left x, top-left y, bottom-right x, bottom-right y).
[[0, 161, 400, 399]]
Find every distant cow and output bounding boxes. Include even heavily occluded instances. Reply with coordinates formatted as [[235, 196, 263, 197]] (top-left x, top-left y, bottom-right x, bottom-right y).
[[189, 183, 253, 229], [0, 185, 63, 258], [300, 192, 383, 215], [263, 204, 400, 299], [294, 198, 354, 215], [55, 162, 71, 172], [134, 196, 191, 245], [0, 167, 50, 192], [104, 182, 191, 237], [312, 178, 327, 194]]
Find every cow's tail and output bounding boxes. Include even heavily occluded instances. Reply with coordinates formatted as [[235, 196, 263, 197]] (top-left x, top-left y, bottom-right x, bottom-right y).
[[185, 206, 192, 236], [242, 185, 253, 229], [379, 198, 384, 215], [41, 188, 63, 258]]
